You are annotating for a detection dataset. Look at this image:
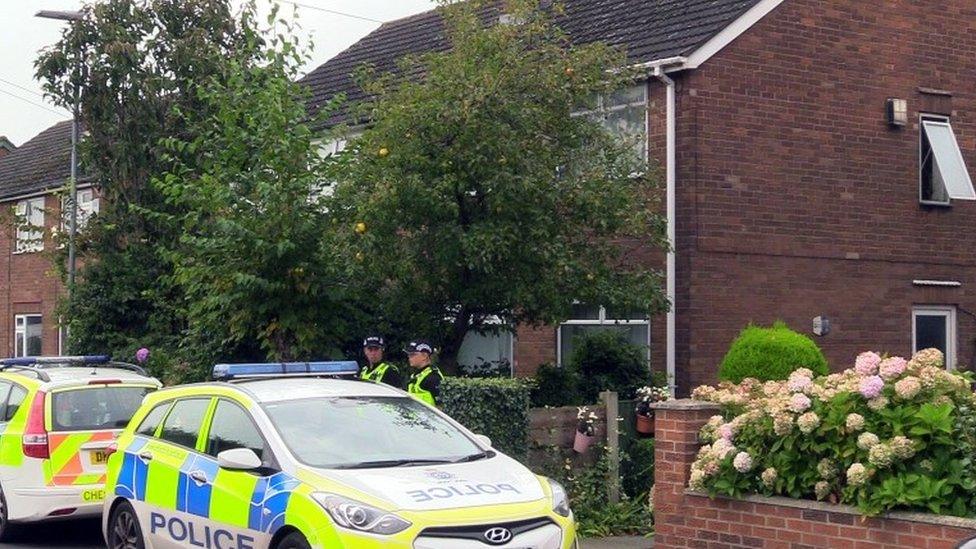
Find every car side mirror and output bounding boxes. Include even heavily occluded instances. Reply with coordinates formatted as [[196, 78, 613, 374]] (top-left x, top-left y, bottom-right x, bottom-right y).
[[217, 448, 262, 471], [475, 434, 492, 448]]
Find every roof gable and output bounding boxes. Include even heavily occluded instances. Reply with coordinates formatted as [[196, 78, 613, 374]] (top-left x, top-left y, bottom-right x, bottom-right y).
[[301, 0, 765, 127]]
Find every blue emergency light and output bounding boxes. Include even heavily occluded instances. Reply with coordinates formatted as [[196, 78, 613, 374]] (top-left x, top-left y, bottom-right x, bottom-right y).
[[212, 361, 360, 381], [0, 355, 111, 367]]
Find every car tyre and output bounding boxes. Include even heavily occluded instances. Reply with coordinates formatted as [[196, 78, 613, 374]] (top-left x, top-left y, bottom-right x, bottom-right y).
[[275, 531, 312, 549], [0, 483, 12, 542], [107, 501, 145, 549]]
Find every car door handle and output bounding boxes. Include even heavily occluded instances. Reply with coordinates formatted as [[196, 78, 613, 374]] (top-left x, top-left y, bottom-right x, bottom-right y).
[[138, 451, 153, 463], [189, 470, 209, 485]]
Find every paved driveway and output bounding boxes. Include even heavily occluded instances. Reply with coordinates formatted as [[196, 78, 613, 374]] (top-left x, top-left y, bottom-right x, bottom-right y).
[[0, 519, 103, 548]]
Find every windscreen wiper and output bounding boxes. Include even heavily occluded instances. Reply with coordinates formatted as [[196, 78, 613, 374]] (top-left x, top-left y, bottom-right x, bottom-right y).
[[452, 450, 496, 463], [333, 458, 455, 469]]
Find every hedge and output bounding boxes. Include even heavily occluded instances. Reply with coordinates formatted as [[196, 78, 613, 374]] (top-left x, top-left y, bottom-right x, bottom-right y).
[[440, 377, 531, 458]]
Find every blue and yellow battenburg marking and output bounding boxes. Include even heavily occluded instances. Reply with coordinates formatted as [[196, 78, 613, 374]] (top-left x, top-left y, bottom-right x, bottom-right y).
[[115, 436, 300, 534]]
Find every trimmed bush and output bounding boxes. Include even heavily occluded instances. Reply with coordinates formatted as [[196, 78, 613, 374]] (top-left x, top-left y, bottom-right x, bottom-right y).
[[530, 363, 584, 407], [441, 377, 531, 458], [719, 322, 828, 382], [570, 330, 648, 401]]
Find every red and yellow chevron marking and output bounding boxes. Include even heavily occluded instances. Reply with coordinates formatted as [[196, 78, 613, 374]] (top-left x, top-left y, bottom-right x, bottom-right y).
[[46, 431, 116, 486]]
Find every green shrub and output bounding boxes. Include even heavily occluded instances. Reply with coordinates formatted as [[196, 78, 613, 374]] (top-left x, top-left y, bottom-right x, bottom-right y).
[[719, 322, 828, 382], [570, 331, 649, 401], [530, 363, 584, 407], [440, 377, 531, 458], [621, 438, 655, 499]]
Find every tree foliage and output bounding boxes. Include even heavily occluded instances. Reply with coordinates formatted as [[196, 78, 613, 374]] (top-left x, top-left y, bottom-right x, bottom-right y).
[[332, 0, 668, 370], [153, 6, 355, 361]]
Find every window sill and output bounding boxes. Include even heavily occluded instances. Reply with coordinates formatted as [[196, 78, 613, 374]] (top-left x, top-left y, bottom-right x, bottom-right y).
[[12, 248, 43, 255], [919, 200, 952, 208]]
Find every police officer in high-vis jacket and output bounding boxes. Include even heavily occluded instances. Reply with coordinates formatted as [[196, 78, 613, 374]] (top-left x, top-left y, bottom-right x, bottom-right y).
[[359, 335, 403, 388], [405, 340, 444, 407]]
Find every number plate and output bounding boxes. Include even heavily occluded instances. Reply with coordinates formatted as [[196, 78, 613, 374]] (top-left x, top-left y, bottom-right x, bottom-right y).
[[90, 451, 109, 465]]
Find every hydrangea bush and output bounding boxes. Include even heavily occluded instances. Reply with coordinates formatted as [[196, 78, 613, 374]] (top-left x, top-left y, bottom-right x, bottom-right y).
[[690, 349, 976, 516]]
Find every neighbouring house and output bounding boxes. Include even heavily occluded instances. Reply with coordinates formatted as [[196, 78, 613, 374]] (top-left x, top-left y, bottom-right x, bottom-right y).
[[0, 120, 97, 357], [301, 0, 976, 392], [0, 137, 15, 159]]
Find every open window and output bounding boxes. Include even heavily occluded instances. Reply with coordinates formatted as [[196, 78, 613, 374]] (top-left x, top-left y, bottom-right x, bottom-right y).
[[920, 115, 975, 205]]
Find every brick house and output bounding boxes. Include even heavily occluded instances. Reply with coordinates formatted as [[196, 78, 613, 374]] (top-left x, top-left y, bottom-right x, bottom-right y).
[[302, 0, 976, 392], [0, 120, 98, 357]]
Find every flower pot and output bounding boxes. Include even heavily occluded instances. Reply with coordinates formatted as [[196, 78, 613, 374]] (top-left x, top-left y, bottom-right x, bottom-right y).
[[573, 430, 594, 453], [636, 412, 654, 435]]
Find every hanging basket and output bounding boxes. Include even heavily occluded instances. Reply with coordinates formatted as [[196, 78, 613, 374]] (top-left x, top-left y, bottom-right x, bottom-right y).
[[636, 412, 655, 435], [573, 430, 594, 453]]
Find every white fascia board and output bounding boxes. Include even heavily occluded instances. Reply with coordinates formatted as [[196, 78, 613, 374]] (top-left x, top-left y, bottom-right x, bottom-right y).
[[684, 0, 788, 70]]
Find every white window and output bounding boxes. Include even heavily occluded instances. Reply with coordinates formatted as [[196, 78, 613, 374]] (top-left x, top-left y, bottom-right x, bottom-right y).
[[313, 137, 351, 201], [920, 115, 975, 205], [62, 188, 100, 230], [579, 84, 648, 163], [557, 304, 649, 366], [458, 328, 514, 377], [912, 306, 956, 370], [14, 315, 42, 357], [14, 197, 45, 253]]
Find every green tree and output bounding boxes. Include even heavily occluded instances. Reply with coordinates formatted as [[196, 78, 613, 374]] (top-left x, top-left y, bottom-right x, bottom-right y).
[[153, 7, 355, 361], [35, 0, 332, 378], [331, 0, 668, 371]]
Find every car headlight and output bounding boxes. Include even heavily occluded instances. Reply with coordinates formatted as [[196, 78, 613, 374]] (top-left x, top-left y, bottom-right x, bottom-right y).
[[547, 478, 571, 517], [311, 492, 411, 535]]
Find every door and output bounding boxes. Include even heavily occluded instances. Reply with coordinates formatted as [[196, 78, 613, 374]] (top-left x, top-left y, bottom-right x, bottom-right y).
[[47, 384, 156, 489], [139, 397, 213, 549], [202, 399, 280, 547]]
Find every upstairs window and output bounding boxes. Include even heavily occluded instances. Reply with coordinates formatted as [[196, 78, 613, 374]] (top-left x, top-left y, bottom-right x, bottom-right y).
[[62, 188, 100, 230], [920, 115, 975, 205], [577, 84, 648, 165], [15, 197, 45, 253]]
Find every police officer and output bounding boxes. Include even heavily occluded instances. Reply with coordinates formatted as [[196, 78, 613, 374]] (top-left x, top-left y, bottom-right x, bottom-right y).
[[359, 336, 403, 387], [405, 340, 444, 407]]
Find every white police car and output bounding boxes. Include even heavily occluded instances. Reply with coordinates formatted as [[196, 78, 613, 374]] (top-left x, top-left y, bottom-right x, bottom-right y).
[[103, 362, 577, 548]]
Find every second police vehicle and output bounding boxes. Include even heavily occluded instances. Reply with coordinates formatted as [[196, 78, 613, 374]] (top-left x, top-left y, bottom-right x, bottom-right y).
[[0, 355, 161, 540], [103, 361, 578, 549]]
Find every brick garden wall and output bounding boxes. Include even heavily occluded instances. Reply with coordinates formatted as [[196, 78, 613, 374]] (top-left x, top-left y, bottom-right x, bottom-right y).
[[652, 399, 976, 549]]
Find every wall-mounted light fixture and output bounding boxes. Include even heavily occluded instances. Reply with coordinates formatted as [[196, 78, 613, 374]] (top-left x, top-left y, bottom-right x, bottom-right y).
[[886, 98, 908, 127]]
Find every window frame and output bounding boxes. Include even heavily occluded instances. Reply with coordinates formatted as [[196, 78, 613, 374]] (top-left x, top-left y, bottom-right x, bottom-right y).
[[911, 305, 956, 370], [156, 397, 215, 453], [457, 317, 516, 377], [202, 398, 278, 470], [14, 314, 42, 358], [557, 305, 650, 366], [919, 114, 976, 206], [574, 82, 650, 165], [5, 383, 28, 422], [14, 197, 45, 254], [61, 187, 100, 231]]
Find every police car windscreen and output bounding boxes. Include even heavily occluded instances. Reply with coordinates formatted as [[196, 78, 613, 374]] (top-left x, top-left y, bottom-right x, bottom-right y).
[[263, 396, 484, 469], [52, 386, 154, 432]]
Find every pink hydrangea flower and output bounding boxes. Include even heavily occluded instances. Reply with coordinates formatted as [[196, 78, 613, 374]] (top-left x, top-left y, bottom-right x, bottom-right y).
[[789, 393, 812, 413], [135, 347, 150, 363], [718, 423, 735, 441], [859, 375, 884, 400], [879, 357, 907, 380], [855, 352, 882, 376]]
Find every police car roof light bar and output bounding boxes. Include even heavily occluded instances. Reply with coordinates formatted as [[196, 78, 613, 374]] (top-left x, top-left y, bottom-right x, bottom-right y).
[[212, 361, 360, 381], [0, 355, 112, 367]]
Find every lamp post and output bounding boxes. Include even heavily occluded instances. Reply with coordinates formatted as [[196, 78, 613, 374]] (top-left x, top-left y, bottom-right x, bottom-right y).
[[36, 9, 83, 353]]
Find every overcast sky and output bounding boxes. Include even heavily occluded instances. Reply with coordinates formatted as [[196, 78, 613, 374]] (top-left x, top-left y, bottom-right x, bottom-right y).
[[0, 0, 437, 146]]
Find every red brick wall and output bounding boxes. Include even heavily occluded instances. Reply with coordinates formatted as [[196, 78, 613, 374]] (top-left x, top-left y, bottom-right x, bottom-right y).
[[652, 399, 976, 549], [670, 0, 976, 391], [0, 193, 64, 357]]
